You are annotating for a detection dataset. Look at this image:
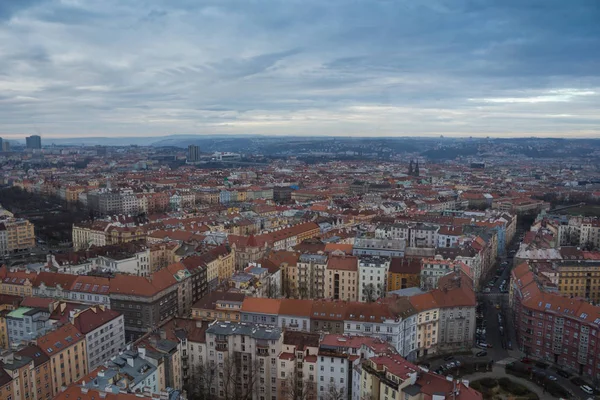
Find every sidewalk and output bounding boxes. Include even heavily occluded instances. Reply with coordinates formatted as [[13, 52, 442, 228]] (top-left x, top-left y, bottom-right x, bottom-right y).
[[462, 365, 560, 400]]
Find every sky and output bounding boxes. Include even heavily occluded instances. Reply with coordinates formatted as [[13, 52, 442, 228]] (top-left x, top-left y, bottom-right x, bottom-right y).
[[0, 0, 599, 139]]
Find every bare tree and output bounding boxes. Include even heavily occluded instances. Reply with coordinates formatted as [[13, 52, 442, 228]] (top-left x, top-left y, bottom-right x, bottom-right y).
[[324, 383, 346, 400], [265, 279, 280, 299], [281, 369, 317, 400], [219, 354, 262, 400], [184, 363, 217, 400], [298, 283, 309, 299]]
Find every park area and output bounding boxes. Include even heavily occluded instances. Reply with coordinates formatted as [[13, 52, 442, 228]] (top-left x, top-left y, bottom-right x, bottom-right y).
[[470, 377, 538, 400]]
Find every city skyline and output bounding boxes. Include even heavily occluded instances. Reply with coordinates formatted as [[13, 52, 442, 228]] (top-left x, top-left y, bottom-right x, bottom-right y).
[[1, 0, 599, 138]]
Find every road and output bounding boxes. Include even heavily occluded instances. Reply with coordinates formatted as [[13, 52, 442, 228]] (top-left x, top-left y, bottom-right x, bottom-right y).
[[475, 227, 526, 361]]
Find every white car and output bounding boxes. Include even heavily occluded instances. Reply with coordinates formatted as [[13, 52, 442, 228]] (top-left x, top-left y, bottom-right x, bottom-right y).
[[581, 385, 594, 395], [548, 375, 557, 381]]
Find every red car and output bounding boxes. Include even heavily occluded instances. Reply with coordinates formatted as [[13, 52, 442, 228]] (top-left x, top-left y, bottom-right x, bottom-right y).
[[521, 358, 532, 364]]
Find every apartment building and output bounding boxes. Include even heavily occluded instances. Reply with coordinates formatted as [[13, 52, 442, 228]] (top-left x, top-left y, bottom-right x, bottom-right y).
[[310, 300, 347, 334], [73, 306, 125, 371], [296, 253, 327, 299], [0, 223, 7, 255], [108, 271, 179, 342], [315, 340, 354, 399], [325, 255, 359, 301], [556, 260, 600, 302], [180, 255, 209, 306], [434, 272, 476, 352], [278, 299, 313, 332], [136, 332, 183, 392], [79, 348, 163, 395], [241, 298, 281, 326], [580, 220, 600, 249], [277, 331, 320, 400], [192, 291, 245, 322], [511, 262, 600, 380], [0, 266, 35, 296], [409, 223, 440, 248], [37, 323, 88, 396], [360, 354, 482, 400], [387, 257, 421, 291], [0, 344, 54, 400], [2, 218, 36, 252], [6, 307, 52, 347], [420, 256, 469, 290], [409, 293, 440, 357], [359, 354, 419, 400], [358, 256, 389, 302], [205, 321, 283, 400], [353, 237, 406, 257]]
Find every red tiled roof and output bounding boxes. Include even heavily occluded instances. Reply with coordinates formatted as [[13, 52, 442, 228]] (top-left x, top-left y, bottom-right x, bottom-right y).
[[73, 306, 122, 334], [37, 323, 84, 356]]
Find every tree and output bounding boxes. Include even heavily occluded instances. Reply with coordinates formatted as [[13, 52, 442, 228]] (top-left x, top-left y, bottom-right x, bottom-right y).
[[219, 354, 262, 400], [184, 363, 217, 400], [281, 370, 317, 400], [324, 383, 346, 400]]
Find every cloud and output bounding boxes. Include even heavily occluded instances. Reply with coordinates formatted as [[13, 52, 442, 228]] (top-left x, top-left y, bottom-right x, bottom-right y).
[[0, 0, 599, 138]]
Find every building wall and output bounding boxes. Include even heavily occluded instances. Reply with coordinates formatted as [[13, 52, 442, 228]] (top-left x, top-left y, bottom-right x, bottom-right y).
[[48, 342, 88, 396], [85, 314, 126, 371], [387, 272, 420, 292], [415, 308, 439, 357], [325, 269, 358, 301]]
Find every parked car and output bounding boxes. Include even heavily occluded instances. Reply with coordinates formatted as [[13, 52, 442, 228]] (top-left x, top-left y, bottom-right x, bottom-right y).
[[477, 342, 488, 349], [521, 358, 532, 364], [571, 377, 586, 386], [483, 288, 491, 293], [581, 385, 594, 395], [476, 351, 487, 357], [548, 375, 557, 381], [455, 361, 461, 367], [556, 369, 571, 378]]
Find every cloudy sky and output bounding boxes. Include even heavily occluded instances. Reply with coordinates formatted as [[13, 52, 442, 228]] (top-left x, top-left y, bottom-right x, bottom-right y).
[[1, 0, 599, 138]]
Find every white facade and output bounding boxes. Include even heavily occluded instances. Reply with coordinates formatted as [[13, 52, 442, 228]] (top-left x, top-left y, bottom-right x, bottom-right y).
[[399, 314, 418, 360], [358, 257, 389, 302], [95, 249, 150, 276], [0, 228, 8, 255], [317, 354, 351, 400], [343, 318, 401, 352], [278, 314, 311, 332], [80, 312, 126, 371], [69, 289, 111, 308]]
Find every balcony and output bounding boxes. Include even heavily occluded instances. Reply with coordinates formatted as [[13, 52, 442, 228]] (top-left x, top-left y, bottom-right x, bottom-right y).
[[216, 343, 228, 351], [256, 348, 269, 357]]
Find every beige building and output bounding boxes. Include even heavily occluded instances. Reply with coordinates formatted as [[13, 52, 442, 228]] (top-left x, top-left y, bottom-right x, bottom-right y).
[[556, 260, 600, 302], [325, 255, 359, 301], [409, 292, 440, 357], [37, 323, 88, 396], [3, 218, 35, 252]]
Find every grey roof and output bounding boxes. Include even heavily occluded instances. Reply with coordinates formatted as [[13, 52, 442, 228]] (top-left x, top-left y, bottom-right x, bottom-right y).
[[207, 322, 282, 340], [387, 287, 427, 297], [403, 384, 422, 396], [299, 254, 328, 263], [85, 350, 157, 392]]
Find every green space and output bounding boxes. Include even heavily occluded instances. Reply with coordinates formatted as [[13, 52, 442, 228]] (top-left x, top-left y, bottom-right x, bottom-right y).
[[470, 377, 538, 400], [562, 205, 600, 217]]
